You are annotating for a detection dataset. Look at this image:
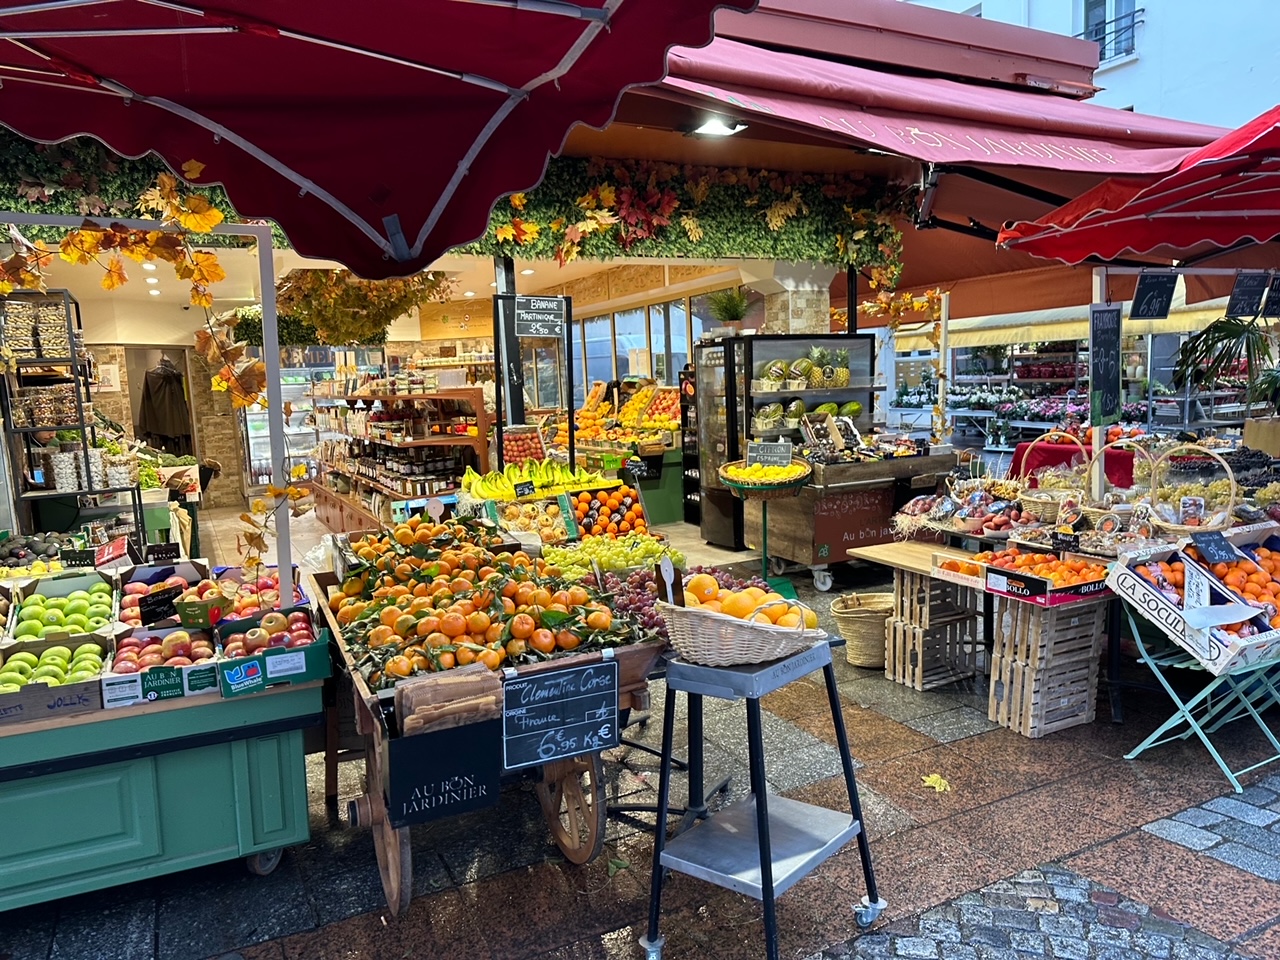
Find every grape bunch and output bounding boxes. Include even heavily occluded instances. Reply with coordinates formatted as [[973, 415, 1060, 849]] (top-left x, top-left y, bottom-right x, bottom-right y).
[[685, 564, 770, 593], [582, 565, 769, 640], [543, 534, 685, 581]]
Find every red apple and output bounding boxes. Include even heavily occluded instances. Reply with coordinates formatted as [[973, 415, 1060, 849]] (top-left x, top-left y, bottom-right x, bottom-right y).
[[260, 612, 289, 634], [112, 659, 140, 674], [288, 624, 313, 639], [138, 653, 165, 667], [124, 582, 150, 596], [197, 580, 220, 598], [163, 576, 188, 591], [121, 595, 141, 610], [244, 628, 270, 653], [222, 642, 246, 659], [139, 643, 164, 658], [115, 638, 142, 652], [285, 635, 313, 648], [192, 657, 213, 665], [257, 576, 276, 592], [236, 606, 260, 619], [113, 650, 139, 664], [267, 631, 289, 647], [287, 611, 311, 628], [161, 636, 192, 660], [164, 656, 193, 667], [224, 632, 247, 647]]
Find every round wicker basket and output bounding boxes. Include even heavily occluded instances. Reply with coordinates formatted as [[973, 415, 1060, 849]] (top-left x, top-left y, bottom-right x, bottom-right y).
[[1150, 443, 1237, 535], [718, 458, 812, 501], [1082, 438, 1153, 528], [656, 599, 825, 667], [1019, 431, 1087, 522], [831, 593, 892, 668]]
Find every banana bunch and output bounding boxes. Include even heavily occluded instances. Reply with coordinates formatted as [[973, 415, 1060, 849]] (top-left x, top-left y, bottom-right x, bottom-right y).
[[461, 461, 618, 502]]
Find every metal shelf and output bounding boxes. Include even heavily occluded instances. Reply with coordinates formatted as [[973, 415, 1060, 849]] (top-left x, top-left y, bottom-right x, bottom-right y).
[[1013, 377, 1088, 385], [20, 485, 139, 501]]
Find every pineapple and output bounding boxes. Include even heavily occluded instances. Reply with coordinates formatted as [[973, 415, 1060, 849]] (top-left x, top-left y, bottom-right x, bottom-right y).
[[832, 348, 851, 387], [807, 345, 829, 386]]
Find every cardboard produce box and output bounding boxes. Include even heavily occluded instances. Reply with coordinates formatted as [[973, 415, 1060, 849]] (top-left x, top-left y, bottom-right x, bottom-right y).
[[984, 553, 1113, 607], [117, 560, 214, 630], [213, 609, 331, 698], [5, 571, 119, 649], [99, 624, 220, 708], [0, 635, 108, 726]]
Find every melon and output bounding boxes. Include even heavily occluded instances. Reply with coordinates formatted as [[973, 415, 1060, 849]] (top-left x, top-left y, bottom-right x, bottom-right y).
[[814, 402, 839, 416], [759, 402, 785, 419], [788, 358, 813, 380], [838, 401, 863, 418], [763, 359, 788, 381], [785, 399, 807, 417]]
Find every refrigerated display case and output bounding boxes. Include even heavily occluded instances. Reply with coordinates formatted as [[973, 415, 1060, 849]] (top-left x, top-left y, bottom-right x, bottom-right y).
[[695, 338, 746, 548]]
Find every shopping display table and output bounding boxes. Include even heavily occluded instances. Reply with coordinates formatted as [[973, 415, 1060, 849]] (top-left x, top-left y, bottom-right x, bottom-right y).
[[640, 643, 883, 960], [0, 681, 322, 911]]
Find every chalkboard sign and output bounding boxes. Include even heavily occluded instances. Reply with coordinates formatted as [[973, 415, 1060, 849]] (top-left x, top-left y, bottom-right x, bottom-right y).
[[502, 660, 618, 771], [1089, 303, 1122, 427], [145, 542, 181, 563], [138, 585, 183, 625], [746, 440, 793, 467], [1227, 272, 1270, 318], [1130, 273, 1178, 320], [1263, 276, 1280, 319], [513, 480, 536, 498], [388, 718, 501, 827], [1051, 531, 1081, 552], [514, 296, 567, 338], [1191, 531, 1237, 565], [60, 549, 97, 568]]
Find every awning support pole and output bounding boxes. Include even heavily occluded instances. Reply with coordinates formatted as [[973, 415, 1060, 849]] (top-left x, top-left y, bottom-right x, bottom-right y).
[[1091, 266, 1107, 503], [254, 226, 292, 605], [938, 292, 949, 446]]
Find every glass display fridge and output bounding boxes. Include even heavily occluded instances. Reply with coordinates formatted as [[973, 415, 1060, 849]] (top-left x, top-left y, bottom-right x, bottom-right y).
[[694, 333, 877, 549]]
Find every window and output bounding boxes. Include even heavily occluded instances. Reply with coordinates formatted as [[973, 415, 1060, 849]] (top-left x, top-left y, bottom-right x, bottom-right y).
[[1078, 0, 1140, 61], [613, 307, 648, 378], [650, 299, 690, 385], [582, 314, 614, 392]]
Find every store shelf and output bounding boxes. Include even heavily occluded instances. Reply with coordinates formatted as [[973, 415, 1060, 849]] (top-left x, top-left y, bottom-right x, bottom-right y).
[[1008, 420, 1059, 429], [1012, 352, 1084, 359], [20, 485, 139, 501], [13, 356, 76, 366], [659, 795, 860, 900], [948, 409, 996, 418], [952, 374, 1012, 382], [1013, 378, 1088, 385]]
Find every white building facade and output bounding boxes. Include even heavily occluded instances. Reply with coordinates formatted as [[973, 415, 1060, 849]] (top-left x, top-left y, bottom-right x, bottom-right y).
[[904, 0, 1280, 129]]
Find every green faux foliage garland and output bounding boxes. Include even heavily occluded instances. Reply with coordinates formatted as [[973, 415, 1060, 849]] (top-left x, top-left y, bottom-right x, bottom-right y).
[[461, 156, 912, 285]]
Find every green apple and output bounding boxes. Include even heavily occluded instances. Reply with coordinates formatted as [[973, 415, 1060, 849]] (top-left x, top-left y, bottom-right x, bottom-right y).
[[0, 683, 21, 694], [63, 615, 90, 632], [1, 660, 32, 678], [41, 646, 72, 662], [6, 652, 38, 669], [40, 609, 65, 626], [23, 593, 48, 606], [86, 617, 109, 630], [66, 669, 97, 682], [12, 621, 41, 639], [87, 604, 112, 619], [17, 606, 45, 623], [26, 676, 58, 686], [31, 664, 64, 681], [43, 597, 68, 612], [64, 599, 90, 617], [0, 672, 27, 687], [38, 655, 68, 672], [88, 582, 112, 596], [73, 642, 103, 659], [66, 590, 92, 603]]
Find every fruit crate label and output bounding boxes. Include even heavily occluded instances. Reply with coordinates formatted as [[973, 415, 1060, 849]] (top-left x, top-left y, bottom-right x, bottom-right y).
[[514, 480, 536, 498], [513, 296, 567, 338], [266, 649, 307, 678], [1191, 531, 1237, 565], [145, 542, 181, 563], [61, 549, 97, 568], [747, 440, 792, 467], [138, 586, 183, 626], [501, 660, 618, 771]]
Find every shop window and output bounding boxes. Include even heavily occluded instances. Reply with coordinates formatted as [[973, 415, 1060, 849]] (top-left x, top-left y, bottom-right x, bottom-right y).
[[650, 299, 690, 384], [613, 307, 649, 378], [583, 313, 614, 391]]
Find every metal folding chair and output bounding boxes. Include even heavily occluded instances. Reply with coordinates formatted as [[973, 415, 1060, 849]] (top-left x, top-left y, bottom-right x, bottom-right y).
[[1122, 604, 1280, 792]]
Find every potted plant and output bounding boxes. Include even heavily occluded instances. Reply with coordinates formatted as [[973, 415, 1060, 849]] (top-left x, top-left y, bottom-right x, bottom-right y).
[[705, 287, 751, 328]]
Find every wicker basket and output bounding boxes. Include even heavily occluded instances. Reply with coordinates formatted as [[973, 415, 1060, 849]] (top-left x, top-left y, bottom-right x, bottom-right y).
[[1082, 438, 1153, 528], [831, 593, 892, 668], [1150, 443, 1236, 535], [656, 599, 825, 666], [718, 459, 812, 501], [1019, 431, 1088, 522]]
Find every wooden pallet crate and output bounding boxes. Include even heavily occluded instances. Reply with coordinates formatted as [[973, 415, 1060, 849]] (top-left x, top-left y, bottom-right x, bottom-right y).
[[885, 616, 980, 691], [892, 570, 980, 629], [987, 597, 1107, 738]]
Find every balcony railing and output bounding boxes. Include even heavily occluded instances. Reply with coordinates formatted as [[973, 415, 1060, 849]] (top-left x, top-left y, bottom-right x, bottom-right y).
[[1077, 7, 1144, 62]]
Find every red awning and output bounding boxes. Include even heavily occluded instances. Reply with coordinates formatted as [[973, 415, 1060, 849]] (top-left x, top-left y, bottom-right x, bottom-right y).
[[662, 38, 1224, 176], [0, 0, 751, 278], [998, 105, 1280, 265]]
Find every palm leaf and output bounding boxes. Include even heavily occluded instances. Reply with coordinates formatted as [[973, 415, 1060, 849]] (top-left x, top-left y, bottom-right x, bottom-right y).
[[705, 287, 750, 324], [1173, 316, 1274, 398]]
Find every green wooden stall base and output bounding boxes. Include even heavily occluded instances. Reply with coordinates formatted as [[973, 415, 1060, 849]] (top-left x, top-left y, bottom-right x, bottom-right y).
[[635, 449, 684, 526], [0, 683, 321, 911]]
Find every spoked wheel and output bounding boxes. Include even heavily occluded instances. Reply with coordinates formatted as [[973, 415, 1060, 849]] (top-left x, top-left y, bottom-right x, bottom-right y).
[[365, 752, 412, 915], [536, 752, 605, 865]]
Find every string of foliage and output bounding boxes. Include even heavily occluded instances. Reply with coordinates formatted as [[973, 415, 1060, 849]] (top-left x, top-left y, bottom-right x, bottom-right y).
[[275, 270, 451, 345], [229, 305, 383, 347], [460, 156, 912, 283], [0, 128, 289, 248]]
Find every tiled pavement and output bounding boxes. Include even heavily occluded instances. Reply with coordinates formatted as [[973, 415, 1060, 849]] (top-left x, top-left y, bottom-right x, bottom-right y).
[[6, 520, 1280, 958]]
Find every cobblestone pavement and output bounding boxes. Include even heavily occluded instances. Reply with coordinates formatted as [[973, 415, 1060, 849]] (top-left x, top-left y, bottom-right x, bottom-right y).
[[810, 866, 1253, 960], [1142, 776, 1280, 882]]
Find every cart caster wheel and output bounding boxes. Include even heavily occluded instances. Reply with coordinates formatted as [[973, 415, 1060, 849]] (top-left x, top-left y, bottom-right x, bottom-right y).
[[245, 848, 283, 877], [768, 557, 788, 577], [638, 934, 665, 960], [855, 896, 888, 929], [812, 569, 834, 592]]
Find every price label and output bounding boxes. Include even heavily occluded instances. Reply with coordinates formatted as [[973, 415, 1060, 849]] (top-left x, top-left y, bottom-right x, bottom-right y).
[[746, 440, 792, 467], [60, 549, 97, 568], [513, 480, 536, 498], [1130, 273, 1178, 320], [145, 542, 181, 563], [137, 585, 183, 626], [1089, 303, 1122, 427], [1191, 531, 1237, 565], [1262, 277, 1280, 319], [514, 296, 567, 339], [1051, 531, 1081, 552], [502, 661, 618, 771], [1227, 272, 1270, 318]]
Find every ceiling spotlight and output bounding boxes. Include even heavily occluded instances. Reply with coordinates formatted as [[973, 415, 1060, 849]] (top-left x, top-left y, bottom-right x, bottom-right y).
[[141, 262, 157, 271], [520, 268, 535, 276], [489, 281, 498, 288], [145, 277, 159, 284], [463, 291, 475, 298], [690, 116, 747, 137], [148, 289, 161, 296]]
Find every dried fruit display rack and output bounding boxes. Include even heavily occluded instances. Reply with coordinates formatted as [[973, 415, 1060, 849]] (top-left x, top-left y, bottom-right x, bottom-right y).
[[0, 672, 322, 910], [311, 570, 663, 915]]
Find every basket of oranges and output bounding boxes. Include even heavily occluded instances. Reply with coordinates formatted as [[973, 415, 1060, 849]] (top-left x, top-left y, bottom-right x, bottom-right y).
[[656, 572, 825, 666]]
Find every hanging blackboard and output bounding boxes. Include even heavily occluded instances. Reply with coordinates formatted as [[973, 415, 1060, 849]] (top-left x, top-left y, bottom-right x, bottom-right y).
[[1263, 276, 1280, 319], [138, 585, 183, 626], [514, 296, 567, 338], [746, 440, 793, 467], [145, 542, 181, 563], [1130, 273, 1178, 320], [1089, 303, 1122, 426], [502, 660, 618, 771], [1226, 272, 1270, 318]]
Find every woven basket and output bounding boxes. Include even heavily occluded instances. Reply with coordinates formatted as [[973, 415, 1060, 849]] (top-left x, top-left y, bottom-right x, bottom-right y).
[[1019, 431, 1088, 522], [718, 459, 812, 501], [1150, 443, 1236, 535], [1082, 438, 1153, 527], [656, 599, 825, 666], [831, 593, 892, 668]]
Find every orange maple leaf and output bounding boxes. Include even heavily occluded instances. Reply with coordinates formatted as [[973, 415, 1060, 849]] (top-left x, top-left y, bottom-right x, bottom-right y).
[[100, 254, 128, 291], [509, 193, 527, 211], [181, 159, 206, 181], [176, 195, 224, 233], [495, 223, 515, 243], [59, 229, 101, 266], [146, 231, 186, 263], [189, 250, 226, 286], [511, 219, 540, 245]]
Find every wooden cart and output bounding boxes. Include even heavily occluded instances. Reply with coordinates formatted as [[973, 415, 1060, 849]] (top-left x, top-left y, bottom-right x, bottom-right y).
[[311, 572, 663, 915]]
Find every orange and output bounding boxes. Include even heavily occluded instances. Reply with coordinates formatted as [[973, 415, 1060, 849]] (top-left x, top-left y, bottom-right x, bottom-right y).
[[586, 610, 612, 631], [393, 526, 415, 546], [510, 614, 536, 639], [467, 611, 491, 634], [439, 612, 467, 638], [393, 614, 417, 637], [530, 628, 555, 654], [368, 624, 396, 647], [379, 606, 402, 628], [775, 612, 803, 628], [687, 573, 720, 603], [556, 629, 582, 650], [720, 592, 757, 620], [385, 655, 413, 677]]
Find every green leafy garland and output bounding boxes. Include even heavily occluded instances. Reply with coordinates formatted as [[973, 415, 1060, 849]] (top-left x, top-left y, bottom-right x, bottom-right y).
[[230, 305, 386, 347], [461, 156, 911, 284], [275, 270, 451, 345]]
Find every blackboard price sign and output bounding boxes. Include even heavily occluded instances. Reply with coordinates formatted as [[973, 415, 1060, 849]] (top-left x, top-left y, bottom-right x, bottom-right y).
[[514, 296, 567, 339], [1227, 272, 1270, 318], [145, 542, 181, 563], [1089, 303, 1122, 427], [746, 440, 792, 467], [1051, 531, 1081, 552], [1263, 276, 1280, 319], [1191, 531, 1237, 565], [513, 480, 536, 498], [1131, 273, 1178, 320], [60, 549, 97, 568], [138, 585, 183, 625], [502, 660, 618, 771]]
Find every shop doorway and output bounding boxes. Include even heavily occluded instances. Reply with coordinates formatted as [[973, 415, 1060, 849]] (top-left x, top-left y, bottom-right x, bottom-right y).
[[123, 347, 196, 455]]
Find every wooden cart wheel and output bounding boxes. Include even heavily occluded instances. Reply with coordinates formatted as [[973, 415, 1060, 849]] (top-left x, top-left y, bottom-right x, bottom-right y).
[[365, 752, 413, 916], [536, 752, 605, 865]]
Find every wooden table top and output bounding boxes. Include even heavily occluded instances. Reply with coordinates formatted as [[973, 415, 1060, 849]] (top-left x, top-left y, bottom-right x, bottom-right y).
[[846, 541, 972, 577]]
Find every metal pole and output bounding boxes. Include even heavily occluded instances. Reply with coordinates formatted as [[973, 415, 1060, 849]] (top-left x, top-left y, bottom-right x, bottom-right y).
[[937, 292, 950, 445], [1091, 267, 1107, 504], [492, 294, 505, 471], [254, 226, 292, 606], [565, 297, 576, 470]]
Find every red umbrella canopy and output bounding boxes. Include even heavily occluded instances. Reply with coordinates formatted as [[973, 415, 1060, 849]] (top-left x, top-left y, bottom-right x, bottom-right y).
[[0, 0, 752, 278], [998, 105, 1280, 265]]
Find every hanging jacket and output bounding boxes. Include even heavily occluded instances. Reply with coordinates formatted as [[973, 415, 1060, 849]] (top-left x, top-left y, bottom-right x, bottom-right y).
[[138, 360, 192, 445]]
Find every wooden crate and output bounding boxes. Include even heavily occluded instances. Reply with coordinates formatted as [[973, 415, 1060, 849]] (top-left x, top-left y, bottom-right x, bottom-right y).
[[885, 616, 980, 691], [893, 570, 981, 630], [987, 597, 1107, 738]]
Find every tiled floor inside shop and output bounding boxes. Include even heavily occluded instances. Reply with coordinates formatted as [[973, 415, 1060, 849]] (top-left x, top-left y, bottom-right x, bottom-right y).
[[6, 509, 1280, 959]]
